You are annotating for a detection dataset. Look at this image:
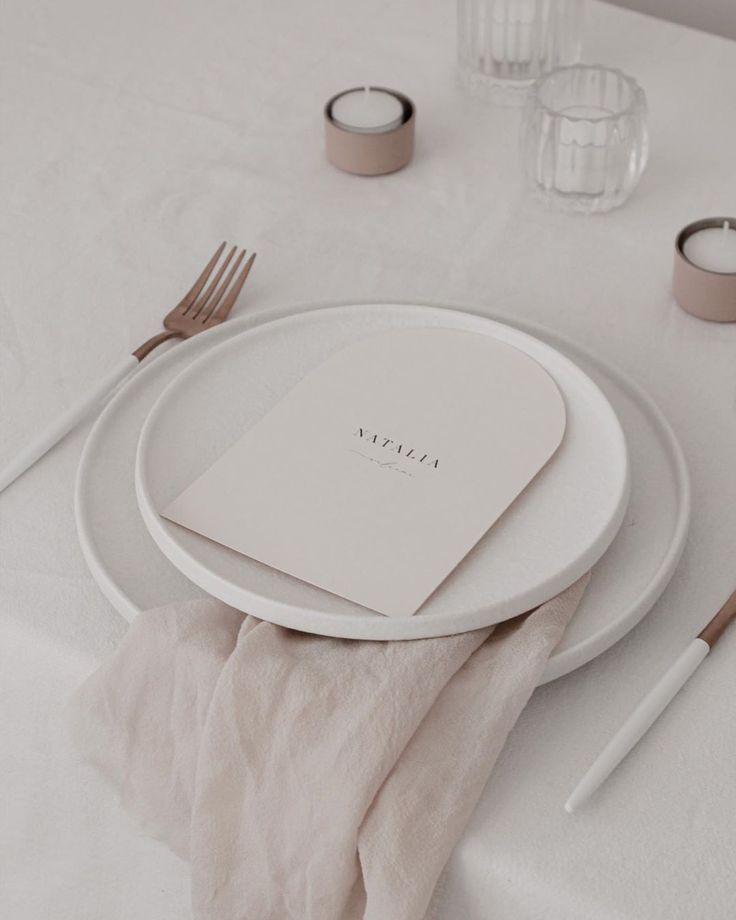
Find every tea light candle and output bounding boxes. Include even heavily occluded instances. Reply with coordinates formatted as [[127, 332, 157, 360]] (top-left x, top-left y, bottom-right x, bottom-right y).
[[331, 86, 404, 134], [324, 86, 415, 176], [673, 217, 736, 322], [682, 220, 736, 273]]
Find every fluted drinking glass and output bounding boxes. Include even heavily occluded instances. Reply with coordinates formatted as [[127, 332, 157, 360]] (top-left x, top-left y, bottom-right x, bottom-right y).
[[458, 0, 584, 104]]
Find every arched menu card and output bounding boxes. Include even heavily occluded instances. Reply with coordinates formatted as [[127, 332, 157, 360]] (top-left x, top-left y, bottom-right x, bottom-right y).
[[162, 328, 566, 617]]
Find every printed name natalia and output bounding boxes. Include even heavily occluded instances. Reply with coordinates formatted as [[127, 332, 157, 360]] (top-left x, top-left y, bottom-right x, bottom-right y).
[[353, 428, 439, 469]]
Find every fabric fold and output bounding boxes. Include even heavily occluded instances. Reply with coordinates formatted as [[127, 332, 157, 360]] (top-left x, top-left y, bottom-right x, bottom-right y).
[[69, 574, 588, 920]]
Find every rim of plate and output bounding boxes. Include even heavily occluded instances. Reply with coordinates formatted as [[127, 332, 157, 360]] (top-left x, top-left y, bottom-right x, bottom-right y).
[[75, 300, 689, 678]]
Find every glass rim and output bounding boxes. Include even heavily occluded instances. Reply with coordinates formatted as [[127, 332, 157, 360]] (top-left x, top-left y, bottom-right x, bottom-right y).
[[529, 64, 646, 124]]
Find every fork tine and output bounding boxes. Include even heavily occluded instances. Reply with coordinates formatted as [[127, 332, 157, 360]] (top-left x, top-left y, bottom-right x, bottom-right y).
[[175, 242, 226, 313], [189, 245, 236, 318], [201, 249, 246, 322], [212, 253, 256, 322]]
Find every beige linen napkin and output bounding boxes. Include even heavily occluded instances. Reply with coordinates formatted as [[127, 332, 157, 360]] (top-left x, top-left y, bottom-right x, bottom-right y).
[[69, 574, 588, 920]]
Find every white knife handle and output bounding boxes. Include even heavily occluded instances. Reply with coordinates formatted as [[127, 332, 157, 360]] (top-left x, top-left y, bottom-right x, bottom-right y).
[[565, 638, 710, 813], [0, 354, 139, 494]]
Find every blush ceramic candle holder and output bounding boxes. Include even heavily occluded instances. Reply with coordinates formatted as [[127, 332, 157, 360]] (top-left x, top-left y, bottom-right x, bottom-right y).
[[673, 218, 736, 322], [324, 87, 415, 176]]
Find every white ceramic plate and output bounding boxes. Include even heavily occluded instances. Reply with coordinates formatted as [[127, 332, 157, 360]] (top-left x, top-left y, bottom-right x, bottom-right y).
[[134, 304, 630, 640], [76, 302, 689, 681]]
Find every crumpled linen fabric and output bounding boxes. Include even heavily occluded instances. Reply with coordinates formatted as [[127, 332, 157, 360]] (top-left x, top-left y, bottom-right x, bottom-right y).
[[69, 574, 588, 920]]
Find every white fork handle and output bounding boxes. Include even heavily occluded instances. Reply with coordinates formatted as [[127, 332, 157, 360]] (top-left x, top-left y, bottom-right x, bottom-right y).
[[0, 354, 139, 494]]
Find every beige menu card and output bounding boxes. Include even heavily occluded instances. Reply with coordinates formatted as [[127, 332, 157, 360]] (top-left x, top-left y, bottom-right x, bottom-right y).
[[162, 329, 566, 617]]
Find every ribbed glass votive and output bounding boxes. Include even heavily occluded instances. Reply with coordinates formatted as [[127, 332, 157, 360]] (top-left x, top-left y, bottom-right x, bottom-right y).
[[520, 65, 649, 213], [457, 0, 583, 105]]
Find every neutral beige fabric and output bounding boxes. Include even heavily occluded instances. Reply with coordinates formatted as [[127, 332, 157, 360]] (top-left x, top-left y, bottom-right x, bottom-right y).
[[69, 575, 588, 920]]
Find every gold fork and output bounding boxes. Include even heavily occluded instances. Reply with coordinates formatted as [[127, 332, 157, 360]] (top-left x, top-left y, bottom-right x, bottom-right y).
[[132, 242, 255, 360], [0, 244, 256, 494]]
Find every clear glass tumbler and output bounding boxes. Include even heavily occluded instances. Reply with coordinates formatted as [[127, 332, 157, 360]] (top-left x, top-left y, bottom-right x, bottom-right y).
[[457, 0, 584, 104], [520, 65, 649, 213]]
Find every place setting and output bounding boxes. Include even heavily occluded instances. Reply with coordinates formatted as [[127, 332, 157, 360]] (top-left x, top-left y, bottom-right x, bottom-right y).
[[6, 1, 736, 918], [67, 271, 692, 915]]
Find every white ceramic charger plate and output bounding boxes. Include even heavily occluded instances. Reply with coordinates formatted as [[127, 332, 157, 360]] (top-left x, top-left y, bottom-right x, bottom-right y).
[[135, 304, 630, 639], [76, 302, 689, 682]]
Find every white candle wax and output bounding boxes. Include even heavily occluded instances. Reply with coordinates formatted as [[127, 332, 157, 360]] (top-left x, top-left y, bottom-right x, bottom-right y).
[[331, 87, 404, 134], [552, 108, 613, 195], [682, 221, 736, 273]]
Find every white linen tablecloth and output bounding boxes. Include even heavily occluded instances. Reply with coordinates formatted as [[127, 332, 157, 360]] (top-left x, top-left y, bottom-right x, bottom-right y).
[[2, 1, 736, 917]]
